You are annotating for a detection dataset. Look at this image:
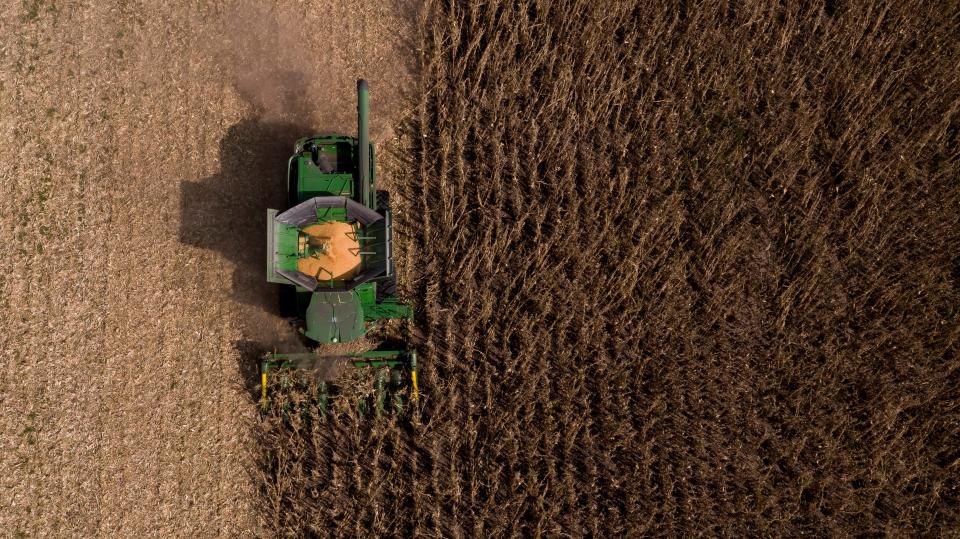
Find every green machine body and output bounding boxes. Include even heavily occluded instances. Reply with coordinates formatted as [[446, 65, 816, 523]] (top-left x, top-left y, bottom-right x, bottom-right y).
[[263, 80, 417, 411]]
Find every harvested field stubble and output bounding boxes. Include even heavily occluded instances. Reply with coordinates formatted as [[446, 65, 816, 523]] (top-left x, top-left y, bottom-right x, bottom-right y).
[[2, 0, 412, 535], [258, 0, 960, 536]]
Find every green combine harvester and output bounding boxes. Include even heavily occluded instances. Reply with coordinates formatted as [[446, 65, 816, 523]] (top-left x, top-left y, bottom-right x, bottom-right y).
[[262, 80, 417, 413]]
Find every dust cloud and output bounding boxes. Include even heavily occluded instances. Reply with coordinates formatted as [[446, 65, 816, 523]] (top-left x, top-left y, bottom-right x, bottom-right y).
[[213, 1, 317, 122]]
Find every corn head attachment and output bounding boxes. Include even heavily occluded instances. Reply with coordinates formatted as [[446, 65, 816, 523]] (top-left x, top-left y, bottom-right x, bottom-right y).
[[260, 350, 418, 415]]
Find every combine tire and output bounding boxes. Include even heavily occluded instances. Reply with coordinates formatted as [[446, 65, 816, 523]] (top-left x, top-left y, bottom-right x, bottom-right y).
[[377, 277, 398, 302], [375, 190, 396, 301], [278, 285, 298, 317], [376, 190, 390, 214]]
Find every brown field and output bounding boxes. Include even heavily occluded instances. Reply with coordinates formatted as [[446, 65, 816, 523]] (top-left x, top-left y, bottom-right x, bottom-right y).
[[259, 1, 960, 536], [3, 0, 959, 537], [1, 0, 411, 536]]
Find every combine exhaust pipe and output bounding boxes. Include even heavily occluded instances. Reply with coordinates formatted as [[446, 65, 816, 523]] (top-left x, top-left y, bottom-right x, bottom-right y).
[[357, 79, 371, 208]]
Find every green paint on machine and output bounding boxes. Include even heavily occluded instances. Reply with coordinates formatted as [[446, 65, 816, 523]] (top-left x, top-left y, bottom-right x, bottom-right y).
[[304, 291, 364, 343]]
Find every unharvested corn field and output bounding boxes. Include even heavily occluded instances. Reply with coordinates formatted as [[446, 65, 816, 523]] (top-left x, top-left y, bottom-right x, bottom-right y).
[[4, 0, 959, 537]]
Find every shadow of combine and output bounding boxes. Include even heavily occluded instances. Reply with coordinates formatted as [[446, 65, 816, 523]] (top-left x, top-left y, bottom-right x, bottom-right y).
[[179, 118, 310, 310], [180, 118, 314, 399]]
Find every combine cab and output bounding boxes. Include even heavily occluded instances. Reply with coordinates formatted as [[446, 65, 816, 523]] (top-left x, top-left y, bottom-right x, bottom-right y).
[[263, 80, 416, 413]]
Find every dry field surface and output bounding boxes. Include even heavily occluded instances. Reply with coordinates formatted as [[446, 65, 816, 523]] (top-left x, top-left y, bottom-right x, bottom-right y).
[[1, 0, 411, 536], [3, 0, 960, 537]]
